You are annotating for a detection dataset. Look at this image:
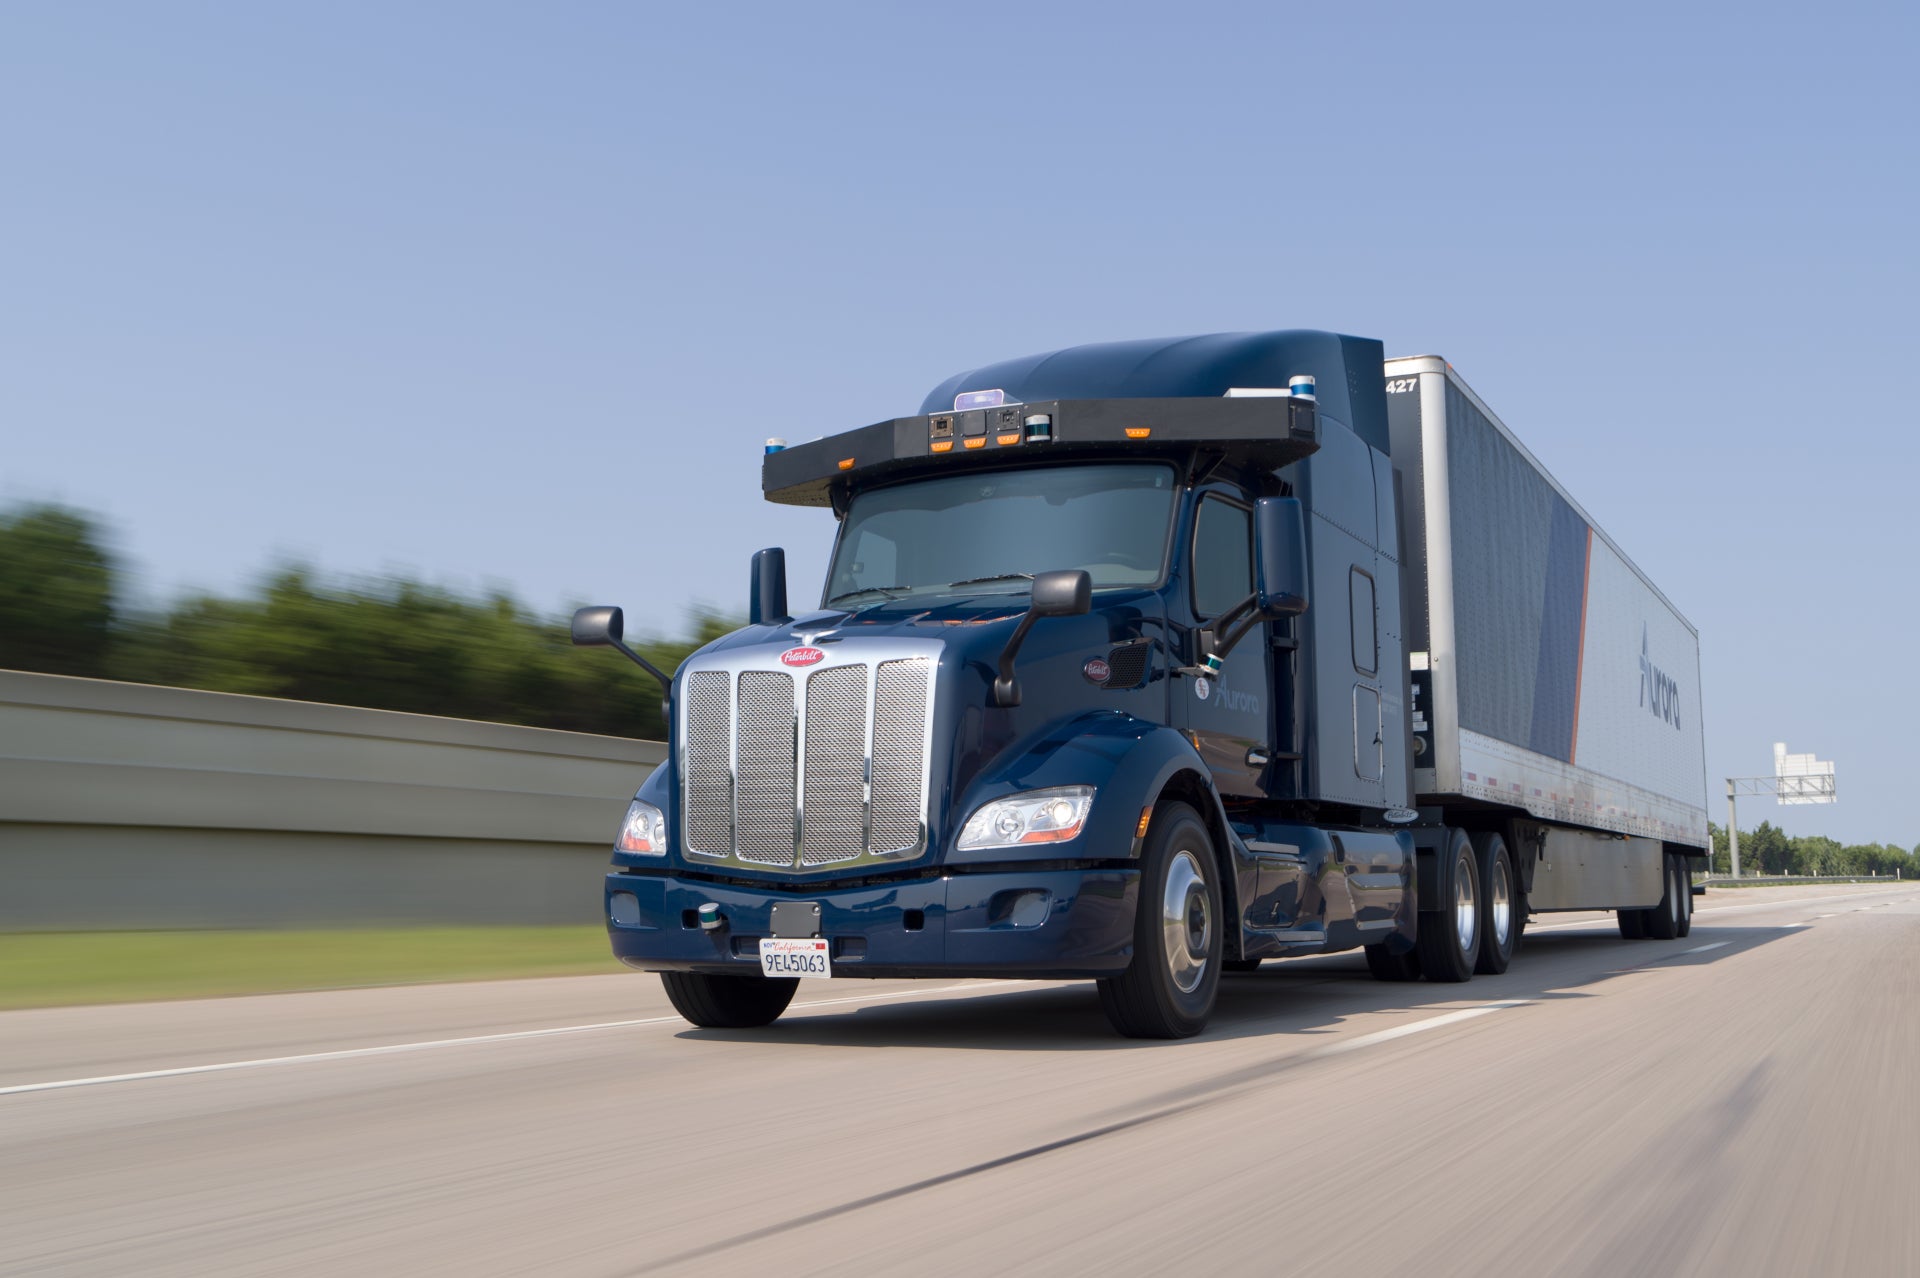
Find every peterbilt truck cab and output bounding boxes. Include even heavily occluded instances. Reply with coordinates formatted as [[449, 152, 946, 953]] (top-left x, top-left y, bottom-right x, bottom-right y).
[[577, 330, 1442, 1039]]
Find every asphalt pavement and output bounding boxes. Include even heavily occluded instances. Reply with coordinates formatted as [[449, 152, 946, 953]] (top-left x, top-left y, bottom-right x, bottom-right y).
[[4, 882, 1917, 1277]]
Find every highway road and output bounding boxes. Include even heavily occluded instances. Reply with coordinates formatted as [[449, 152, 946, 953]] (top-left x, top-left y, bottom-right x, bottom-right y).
[[4, 882, 1918, 1276]]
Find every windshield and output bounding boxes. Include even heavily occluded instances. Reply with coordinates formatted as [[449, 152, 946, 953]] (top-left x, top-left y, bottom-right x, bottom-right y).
[[825, 463, 1177, 606]]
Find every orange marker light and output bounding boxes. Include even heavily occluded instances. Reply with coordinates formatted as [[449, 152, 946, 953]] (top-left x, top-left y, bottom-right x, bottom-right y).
[[930, 440, 954, 453], [1136, 807, 1153, 838], [837, 458, 855, 470], [1124, 427, 1151, 439], [963, 437, 986, 449], [997, 432, 1021, 445]]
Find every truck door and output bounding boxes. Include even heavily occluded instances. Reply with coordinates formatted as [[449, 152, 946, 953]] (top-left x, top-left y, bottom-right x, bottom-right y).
[[1177, 490, 1270, 797]]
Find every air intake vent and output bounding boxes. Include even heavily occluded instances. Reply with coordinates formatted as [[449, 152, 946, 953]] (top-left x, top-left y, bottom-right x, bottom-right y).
[[1104, 640, 1153, 690]]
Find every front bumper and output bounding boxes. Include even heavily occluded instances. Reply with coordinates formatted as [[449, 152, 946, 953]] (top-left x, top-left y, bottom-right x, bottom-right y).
[[604, 866, 1140, 979]]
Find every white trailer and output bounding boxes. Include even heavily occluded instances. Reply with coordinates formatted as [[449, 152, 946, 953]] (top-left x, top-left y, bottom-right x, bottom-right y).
[[1384, 357, 1709, 917]]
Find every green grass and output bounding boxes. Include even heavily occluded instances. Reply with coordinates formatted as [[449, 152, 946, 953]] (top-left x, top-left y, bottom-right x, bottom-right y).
[[0, 926, 623, 1011]]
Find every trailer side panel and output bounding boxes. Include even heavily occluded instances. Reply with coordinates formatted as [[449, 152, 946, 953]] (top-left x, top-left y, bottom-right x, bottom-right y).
[[1385, 358, 1708, 850]]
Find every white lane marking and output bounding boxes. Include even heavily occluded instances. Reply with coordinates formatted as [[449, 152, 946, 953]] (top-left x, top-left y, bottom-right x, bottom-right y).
[[1816, 913, 1839, 919], [1530, 887, 1920, 933], [0, 980, 1020, 1098], [1305, 1000, 1529, 1059], [1682, 941, 1730, 954]]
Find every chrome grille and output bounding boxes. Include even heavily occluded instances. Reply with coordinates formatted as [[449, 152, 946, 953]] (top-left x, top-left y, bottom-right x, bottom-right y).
[[870, 660, 931, 854], [734, 672, 797, 865], [677, 647, 935, 871], [683, 672, 732, 855], [800, 665, 869, 866]]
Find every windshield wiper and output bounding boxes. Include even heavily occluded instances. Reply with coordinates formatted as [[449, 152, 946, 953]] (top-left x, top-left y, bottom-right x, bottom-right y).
[[948, 573, 1035, 589], [826, 585, 911, 606]]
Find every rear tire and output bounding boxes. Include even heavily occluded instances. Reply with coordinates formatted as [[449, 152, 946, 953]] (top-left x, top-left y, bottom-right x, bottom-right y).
[[1643, 853, 1682, 940], [1472, 832, 1519, 975], [1417, 829, 1479, 983], [1366, 943, 1422, 982], [660, 972, 798, 1028], [1098, 802, 1223, 1039], [1617, 908, 1647, 939], [1676, 859, 1694, 938]]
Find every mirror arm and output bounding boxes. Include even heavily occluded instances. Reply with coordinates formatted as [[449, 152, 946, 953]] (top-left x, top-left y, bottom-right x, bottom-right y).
[[1211, 610, 1267, 662], [992, 611, 1041, 708], [608, 638, 674, 700], [1182, 591, 1262, 677]]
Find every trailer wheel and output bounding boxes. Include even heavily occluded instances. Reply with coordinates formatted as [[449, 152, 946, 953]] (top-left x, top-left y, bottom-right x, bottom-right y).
[[1675, 859, 1694, 938], [659, 972, 799, 1028], [1097, 802, 1222, 1038], [1643, 854, 1683, 940], [1365, 943, 1422, 982], [1617, 908, 1646, 939], [1417, 829, 1479, 983], [1472, 832, 1519, 975]]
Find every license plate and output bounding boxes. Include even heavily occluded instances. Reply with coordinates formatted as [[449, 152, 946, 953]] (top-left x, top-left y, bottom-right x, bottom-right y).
[[759, 937, 831, 979]]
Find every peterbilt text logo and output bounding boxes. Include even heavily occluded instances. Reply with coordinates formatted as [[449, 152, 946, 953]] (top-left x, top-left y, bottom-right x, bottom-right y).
[[1638, 625, 1682, 730], [780, 647, 826, 668]]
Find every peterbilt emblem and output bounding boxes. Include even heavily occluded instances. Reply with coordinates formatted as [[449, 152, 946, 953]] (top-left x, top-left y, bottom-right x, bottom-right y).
[[1082, 658, 1112, 685], [780, 647, 826, 668]]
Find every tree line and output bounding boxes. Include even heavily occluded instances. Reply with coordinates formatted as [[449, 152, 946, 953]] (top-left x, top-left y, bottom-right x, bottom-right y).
[[1705, 821, 1916, 879], [0, 503, 723, 741]]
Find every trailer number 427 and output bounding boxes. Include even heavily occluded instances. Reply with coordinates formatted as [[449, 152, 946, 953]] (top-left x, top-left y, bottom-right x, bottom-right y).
[[1385, 378, 1419, 394]]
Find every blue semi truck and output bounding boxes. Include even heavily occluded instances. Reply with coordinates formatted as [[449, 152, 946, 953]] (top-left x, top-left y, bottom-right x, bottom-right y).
[[574, 330, 1710, 1038]]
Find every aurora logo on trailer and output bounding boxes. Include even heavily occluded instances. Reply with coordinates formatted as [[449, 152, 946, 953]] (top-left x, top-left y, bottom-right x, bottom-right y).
[[1638, 625, 1682, 730]]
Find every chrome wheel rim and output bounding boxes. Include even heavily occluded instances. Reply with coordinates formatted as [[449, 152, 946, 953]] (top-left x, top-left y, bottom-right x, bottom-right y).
[[1162, 849, 1212, 994], [1490, 853, 1512, 949], [1454, 850, 1477, 955], [1671, 865, 1683, 928]]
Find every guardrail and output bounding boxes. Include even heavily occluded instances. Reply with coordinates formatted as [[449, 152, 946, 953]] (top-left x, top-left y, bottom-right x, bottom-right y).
[[0, 670, 663, 930], [1694, 874, 1904, 888]]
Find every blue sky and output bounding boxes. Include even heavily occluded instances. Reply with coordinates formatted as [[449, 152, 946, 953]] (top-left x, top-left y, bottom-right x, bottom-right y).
[[3, 2, 1914, 844]]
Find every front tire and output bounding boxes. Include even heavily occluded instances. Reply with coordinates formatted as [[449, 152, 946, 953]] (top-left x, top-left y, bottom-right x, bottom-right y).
[[1418, 829, 1480, 983], [1097, 802, 1223, 1039], [660, 972, 799, 1028]]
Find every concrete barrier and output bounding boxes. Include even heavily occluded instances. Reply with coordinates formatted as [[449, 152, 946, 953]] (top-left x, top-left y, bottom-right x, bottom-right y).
[[0, 670, 663, 930]]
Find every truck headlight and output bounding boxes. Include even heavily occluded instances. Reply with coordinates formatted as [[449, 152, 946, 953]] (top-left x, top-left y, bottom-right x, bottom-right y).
[[615, 798, 668, 855], [957, 786, 1094, 851]]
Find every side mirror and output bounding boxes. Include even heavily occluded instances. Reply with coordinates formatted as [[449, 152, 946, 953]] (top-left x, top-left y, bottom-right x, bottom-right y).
[[1253, 497, 1309, 617], [570, 604, 673, 702], [571, 605, 624, 647], [1030, 568, 1092, 618], [993, 569, 1092, 707], [750, 548, 791, 626]]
